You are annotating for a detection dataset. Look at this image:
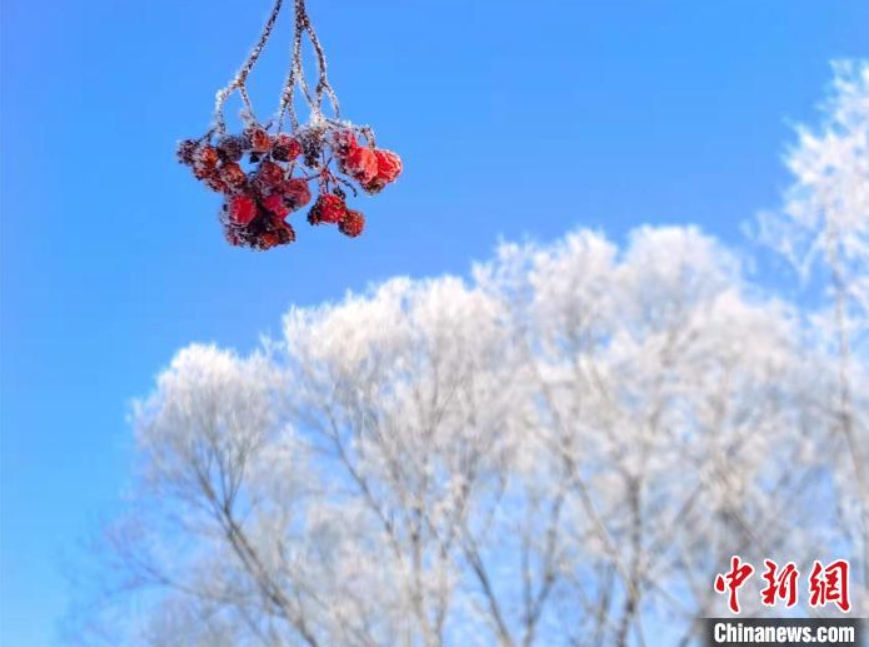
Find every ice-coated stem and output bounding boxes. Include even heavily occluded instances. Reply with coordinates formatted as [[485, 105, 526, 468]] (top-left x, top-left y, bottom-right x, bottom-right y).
[[213, 0, 285, 133]]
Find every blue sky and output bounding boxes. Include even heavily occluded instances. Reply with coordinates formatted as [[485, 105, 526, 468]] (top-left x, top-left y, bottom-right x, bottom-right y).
[[1, 1, 867, 644]]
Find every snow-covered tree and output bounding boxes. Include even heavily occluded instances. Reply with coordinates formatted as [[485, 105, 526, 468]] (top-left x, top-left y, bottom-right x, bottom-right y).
[[74, 61, 868, 645], [758, 59, 869, 612]]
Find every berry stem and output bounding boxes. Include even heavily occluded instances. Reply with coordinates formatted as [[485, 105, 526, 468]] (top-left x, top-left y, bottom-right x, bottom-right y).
[[276, 0, 340, 131], [213, 0, 284, 133]]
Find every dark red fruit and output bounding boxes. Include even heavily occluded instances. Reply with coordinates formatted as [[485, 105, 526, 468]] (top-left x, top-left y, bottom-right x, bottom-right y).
[[257, 231, 280, 250], [253, 160, 285, 195], [271, 134, 303, 162], [339, 210, 365, 237], [245, 127, 272, 154], [360, 178, 387, 195], [204, 176, 229, 193], [217, 135, 245, 162], [275, 221, 296, 244], [197, 145, 220, 168], [281, 178, 312, 210], [330, 130, 358, 157], [308, 194, 346, 225], [261, 194, 290, 220], [177, 139, 198, 166], [227, 195, 258, 226], [219, 162, 247, 189]]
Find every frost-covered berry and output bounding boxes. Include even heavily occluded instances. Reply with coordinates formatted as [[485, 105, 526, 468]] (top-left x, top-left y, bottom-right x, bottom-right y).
[[361, 178, 386, 194], [227, 194, 258, 226], [257, 231, 280, 250], [275, 221, 296, 244], [193, 164, 216, 180], [375, 149, 402, 184], [281, 178, 312, 210], [176, 139, 198, 166], [204, 176, 230, 193], [308, 194, 346, 225], [341, 146, 378, 184], [219, 162, 247, 189], [217, 135, 245, 162], [197, 145, 220, 168], [330, 130, 358, 158], [245, 127, 272, 154], [261, 194, 290, 220], [339, 209, 365, 238], [253, 160, 285, 194], [271, 134, 303, 162], [298, 130, 324, 168]]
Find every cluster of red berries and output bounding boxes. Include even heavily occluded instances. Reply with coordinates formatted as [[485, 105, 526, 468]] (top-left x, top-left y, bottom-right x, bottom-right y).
[[177, 124, 402, 250]]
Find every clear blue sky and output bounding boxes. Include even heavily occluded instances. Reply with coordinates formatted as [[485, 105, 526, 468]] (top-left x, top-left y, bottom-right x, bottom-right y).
[[1, 1, 866, 644]]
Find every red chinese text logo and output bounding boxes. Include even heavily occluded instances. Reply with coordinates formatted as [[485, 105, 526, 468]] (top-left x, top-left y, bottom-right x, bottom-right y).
[[713, 557, 850, 614], [808, 559, 851, 613], [714, 555, 755, 613]]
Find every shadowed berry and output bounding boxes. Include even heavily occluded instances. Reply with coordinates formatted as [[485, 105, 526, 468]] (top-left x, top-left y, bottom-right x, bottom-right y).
[[275, 221, 296, 244], [299, 130, 324, 167], [193, 164, 218, 180], [281, 178, 312, 210], [330, 130, 358, 157], [272, 134, 303, 162], [253, 160, 285, 195], [245, 127, 272, 153], [339, 209, 365, 237], [308, 194, 346, 225], [205, 176, 230, 193], [177, 139, 198, 166], [219, 162, 247, 189], [217, 135, 245, 162], [197, 145, 220, 168], [257, 231, 280, 250], [361, 178, 387, 194]]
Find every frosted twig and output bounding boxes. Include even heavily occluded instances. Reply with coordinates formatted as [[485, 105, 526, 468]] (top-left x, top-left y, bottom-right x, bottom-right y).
[[277, 0, 340, 131], [213, 0, 284, 133]]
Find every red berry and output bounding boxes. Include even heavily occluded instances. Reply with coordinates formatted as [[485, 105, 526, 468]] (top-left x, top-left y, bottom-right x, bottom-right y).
[[339, 209, 365, 238], [341, 146, 378, 184], [204, 176, 230, 193], [253, 160, 285, 195], [227, 195, 258, 226], [281, 178, 312, 210], [257, 231, 280, 250], [197, 145, 220, 168], [219, 162, 247, 189], [374, 149, 402, 184], [193, 164, 217, 180], [275, 221, 296, 244], [272, 134, 303, 162], [330, 130, 358, 157], [217, 135, 245, 162], [308, 194, 346, 225], [261, 194, 290, 220], [361, 178, 387, 195], [245, 127, 272, 154], [177, 139, 198, 166]]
